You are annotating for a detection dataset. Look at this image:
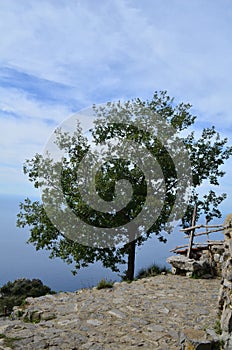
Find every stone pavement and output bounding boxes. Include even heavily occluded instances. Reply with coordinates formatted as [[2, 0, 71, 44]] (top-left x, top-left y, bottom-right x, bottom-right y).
[[0, 275, 220, 349]]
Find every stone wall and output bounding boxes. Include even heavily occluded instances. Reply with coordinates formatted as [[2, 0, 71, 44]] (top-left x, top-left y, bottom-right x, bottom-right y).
[[167, 243, 224, 278], [218, 214, 232, 349]]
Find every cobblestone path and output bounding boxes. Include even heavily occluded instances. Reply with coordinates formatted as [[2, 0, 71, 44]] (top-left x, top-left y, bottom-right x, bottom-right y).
[[0, 275, 220, 349]]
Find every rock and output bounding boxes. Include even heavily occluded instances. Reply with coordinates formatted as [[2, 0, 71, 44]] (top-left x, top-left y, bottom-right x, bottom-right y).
[[159, 307, 169, 314], [186, 271, 193, 277], [205, 329, 219, 342], [87, 319, 103, 326], [107, 309, 125, 318], [221, 308, 232, 333], [167, 255, 202, 273], [179, 328, 213, 349], [201, 274, 213, 279], [146, 324, 164, 332], [223, 279, 232, 289], [40, 311, 56, 321], [31, 310, 42, 322], [226, 271, 232, 281], [171, 266, 177, 274], [0, 324, 10, 333]]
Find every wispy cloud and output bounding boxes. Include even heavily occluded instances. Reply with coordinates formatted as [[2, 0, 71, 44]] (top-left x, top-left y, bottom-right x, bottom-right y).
[[0, 0, 231, 197]]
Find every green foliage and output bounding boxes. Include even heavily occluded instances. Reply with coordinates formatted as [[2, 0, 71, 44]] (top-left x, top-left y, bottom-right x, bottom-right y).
[[136, 263, 170, 279], [214, 319, 222, 335], [0, 278, 55, 316], [190, 272, 201, 279], [17, 91, 232, 279], [96, 279, 114, 289], [0, 334, 22, 349], [23, 315, 41, 324], [213, 340, 225, 350]]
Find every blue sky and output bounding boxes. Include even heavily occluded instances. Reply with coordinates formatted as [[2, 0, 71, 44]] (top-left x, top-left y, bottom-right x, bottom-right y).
[[0, 0, 232, 214]]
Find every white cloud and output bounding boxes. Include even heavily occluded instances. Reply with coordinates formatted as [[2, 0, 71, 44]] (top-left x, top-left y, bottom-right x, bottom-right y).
[[0, 0, 232, 197], [0, 87, 71, 122], [0, 86, 75, 196], [0, 0, 231, 107]]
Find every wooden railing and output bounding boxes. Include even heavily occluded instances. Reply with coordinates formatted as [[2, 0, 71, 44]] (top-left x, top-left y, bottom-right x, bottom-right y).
[[171, 218, 231, 258]]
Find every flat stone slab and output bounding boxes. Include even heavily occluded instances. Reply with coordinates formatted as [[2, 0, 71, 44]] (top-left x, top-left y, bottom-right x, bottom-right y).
[[180, 328, 216, 349], [0, 275, 220, 349], [167, 255, 203, 272]]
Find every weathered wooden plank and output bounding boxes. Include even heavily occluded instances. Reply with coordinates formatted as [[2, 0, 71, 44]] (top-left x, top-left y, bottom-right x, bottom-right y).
[[187, 204, 197, 258]]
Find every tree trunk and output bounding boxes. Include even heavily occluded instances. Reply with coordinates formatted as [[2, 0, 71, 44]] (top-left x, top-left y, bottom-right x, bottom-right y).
[[125, 222, 136, 281], [125, 239, 136, 281]]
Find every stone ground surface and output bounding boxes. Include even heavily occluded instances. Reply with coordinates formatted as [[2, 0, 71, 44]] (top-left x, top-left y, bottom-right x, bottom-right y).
[[0, 275, 220, 350]]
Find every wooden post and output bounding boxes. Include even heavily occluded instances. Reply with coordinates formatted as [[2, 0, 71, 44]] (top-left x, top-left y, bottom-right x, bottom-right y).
[[4, 306, 7, 317], [206, 217, 214, 276], [187, 204, 197, 258], [206, 218, 209, 240]]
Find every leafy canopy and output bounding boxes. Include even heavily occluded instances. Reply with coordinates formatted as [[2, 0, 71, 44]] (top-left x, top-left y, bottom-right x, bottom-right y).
[[17, 91, 232, 276]]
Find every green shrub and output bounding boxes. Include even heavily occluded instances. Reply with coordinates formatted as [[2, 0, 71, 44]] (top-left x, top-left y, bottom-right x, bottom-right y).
[[136, 263, 170, 279], [0, 333, 22, 349], [96, 279, 114, 290], [214, 319, 222, 335], [0, 278, 55, 316]]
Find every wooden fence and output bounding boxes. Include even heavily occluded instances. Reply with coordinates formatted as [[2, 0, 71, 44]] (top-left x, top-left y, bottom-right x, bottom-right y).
[[170, 207, 231, 258]]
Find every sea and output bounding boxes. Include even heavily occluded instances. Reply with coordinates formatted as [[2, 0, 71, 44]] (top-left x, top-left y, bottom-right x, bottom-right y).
[[0, 194, 225, 292]]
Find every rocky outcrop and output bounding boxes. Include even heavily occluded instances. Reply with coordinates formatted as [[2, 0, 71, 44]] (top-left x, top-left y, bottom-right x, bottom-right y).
[[167, 244, 224, 278], [179, 328, 219, 350], [167, 255, 211, 277], [218, 214, 232, 349]]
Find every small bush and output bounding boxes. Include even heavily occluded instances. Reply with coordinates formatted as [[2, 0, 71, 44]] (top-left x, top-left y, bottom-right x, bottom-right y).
[[214, 319, 222, 335], [0, 278, 55, 316], [136, 263, 170, 279], [0, 333, 22, 348], [96, 279, 114, 290], [190, 272, 200, 279]]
